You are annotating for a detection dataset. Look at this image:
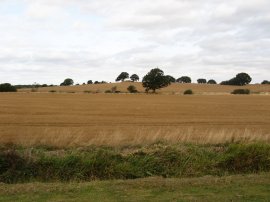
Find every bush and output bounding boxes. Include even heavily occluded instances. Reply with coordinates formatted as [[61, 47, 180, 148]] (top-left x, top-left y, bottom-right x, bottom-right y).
[[231, 89, 250, 95], [127, 85, 138, 93], [49, 90, 57, 93], [183, 89, 193, 95], [105, 90, 112, 93], [0, 83, 17, 92], [261, 80, 270, 85]]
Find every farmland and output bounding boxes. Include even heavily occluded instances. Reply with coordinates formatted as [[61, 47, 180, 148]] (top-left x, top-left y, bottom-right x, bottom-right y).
[[1, 84, 270, 146]]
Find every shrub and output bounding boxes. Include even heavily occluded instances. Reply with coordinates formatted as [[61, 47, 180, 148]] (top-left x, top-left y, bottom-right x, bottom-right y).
[[231, 89, 250, 95], [105, 90, 112, 93], [261, 80, 270, 84], [0, 83, 17, 92], [127, 85, 138, 93], [183, 89, 193, 95], [49, 90, 57, 93]]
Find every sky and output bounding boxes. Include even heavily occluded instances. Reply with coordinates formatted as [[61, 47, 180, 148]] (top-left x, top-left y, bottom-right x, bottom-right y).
[[0, 0, 269, 85]]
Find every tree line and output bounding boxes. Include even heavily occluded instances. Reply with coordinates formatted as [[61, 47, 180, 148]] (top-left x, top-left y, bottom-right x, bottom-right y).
[[0, 68, 269, 92]]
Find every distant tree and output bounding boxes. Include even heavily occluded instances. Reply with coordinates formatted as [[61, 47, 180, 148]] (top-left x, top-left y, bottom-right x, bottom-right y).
[[60, 78, 74, 86], [221, 73, 252, 86], [94, 81, 99, 84], [197, 79, 207, 84], [262, 80, 270, 84], [207, 79, 217, 84], [87, 80, 93, 84], [166, 75, 176, 83], [41, 84, 48, 87], [0, 83, 17, 92], [130, 74, 140, 82], [235, 73, 252, 86], [177, 76, 192, 83], [127, 85, 138, 93], [142, 68, 171, 93], [116, 72, 129, 82]]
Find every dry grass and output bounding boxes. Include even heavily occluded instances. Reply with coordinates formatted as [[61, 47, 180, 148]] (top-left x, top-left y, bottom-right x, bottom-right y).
[[18, 82, 270, 94], [0, 93, 270, 147]]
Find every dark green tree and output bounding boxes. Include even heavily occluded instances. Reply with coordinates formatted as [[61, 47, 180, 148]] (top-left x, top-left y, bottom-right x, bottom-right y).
[[166, 75, 176, 83], [142, 68, 171, 93], [0, 83, 17, 92], [87, 80, 93, 84], [130, 74, 139, 82], [235, 73, 252, 86], [116, 72, 129, 82], [197, 79, 207, 84], [177, 76, 192, 83], [221, 73, 252, 86], [60, 78, 74, 86], [207, 79, 217, 84], [262, 80, 270, 84]]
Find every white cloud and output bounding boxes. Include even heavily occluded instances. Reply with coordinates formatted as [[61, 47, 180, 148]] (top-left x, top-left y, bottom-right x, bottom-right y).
[[0, 0, 269, 84]]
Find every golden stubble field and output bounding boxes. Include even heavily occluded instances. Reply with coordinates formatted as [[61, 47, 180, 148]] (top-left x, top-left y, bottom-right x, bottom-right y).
[[19, 82, 270, 94], [0, 92, 270, 147]]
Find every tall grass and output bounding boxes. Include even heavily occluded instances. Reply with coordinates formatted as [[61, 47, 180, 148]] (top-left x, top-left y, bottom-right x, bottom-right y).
[[0, 143, 270, 183], [1, 127, 269, 147]]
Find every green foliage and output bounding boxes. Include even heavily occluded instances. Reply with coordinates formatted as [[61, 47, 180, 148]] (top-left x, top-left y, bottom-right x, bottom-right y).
[[184, 89, 193, 95], [87, 80, 93, 84], [116, 72, 129, 82], [166, 75, 176, 83], [207, 79, 217, 84], [0, 143, 269, 183], [142, 68, 171, 93], [231, 89, 250, 94], [221, 73, 252, 86], [60, 78, 74, 86], [130, 74, 139, 82], [177, 76, 192, 83], [127, 85, 138, 93], [261, 80, 270, 84], [197, 79, 207, 84], [0, 83, 17, 92]]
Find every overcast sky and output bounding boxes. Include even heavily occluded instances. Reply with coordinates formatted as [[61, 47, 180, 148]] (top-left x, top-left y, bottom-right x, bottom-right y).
[[0, 0, 269, 84]]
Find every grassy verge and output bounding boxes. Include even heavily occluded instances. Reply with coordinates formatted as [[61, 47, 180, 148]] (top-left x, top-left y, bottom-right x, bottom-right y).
[[0, 173, 270, 201], [0, 142, 270, 183]]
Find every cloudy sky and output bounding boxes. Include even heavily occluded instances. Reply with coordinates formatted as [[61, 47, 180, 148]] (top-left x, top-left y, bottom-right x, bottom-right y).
[[0, 0, 269, 84]]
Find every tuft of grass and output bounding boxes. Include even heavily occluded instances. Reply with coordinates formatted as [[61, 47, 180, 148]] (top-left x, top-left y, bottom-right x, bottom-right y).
[[183, 89, 193, 95], [231, 89, 250, 94]]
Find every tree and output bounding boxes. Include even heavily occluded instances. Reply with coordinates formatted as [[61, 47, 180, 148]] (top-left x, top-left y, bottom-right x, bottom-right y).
[[166, 75, 176, 83], [130, 74, 139, 82], [177, 76, 192, 83], [207, 79, 217, 84], [116, 72, 129, 82], [87, 80, 93, 84], [262, 80, 270, 84], [142, 68, 171, 93], [220, 73, 252, 86], [60, 78, 74, 86], [0, 83, 17, 92], [197, 79, 207, 84], [235, 73, 252, 86]]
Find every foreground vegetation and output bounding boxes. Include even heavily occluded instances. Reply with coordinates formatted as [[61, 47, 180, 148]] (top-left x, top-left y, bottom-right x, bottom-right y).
[[1, 143, 270, 183], [1, 173, 270, 202]]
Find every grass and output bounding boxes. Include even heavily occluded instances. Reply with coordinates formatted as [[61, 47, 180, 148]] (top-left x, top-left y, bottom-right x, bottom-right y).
[[0, 143, 270, 183], [0, 93, 270, 147], [0, 173, 270, 201]]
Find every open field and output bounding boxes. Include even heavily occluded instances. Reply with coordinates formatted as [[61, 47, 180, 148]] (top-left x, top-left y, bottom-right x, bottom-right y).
[[1, 173, 270, 202], [18, 82, 270, 94], [0, 93, 270, 146]]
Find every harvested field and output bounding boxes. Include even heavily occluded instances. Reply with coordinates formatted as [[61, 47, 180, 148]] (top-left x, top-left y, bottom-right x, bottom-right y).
[[18, 82, 270, 94], [0, 93, 270, 146]]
